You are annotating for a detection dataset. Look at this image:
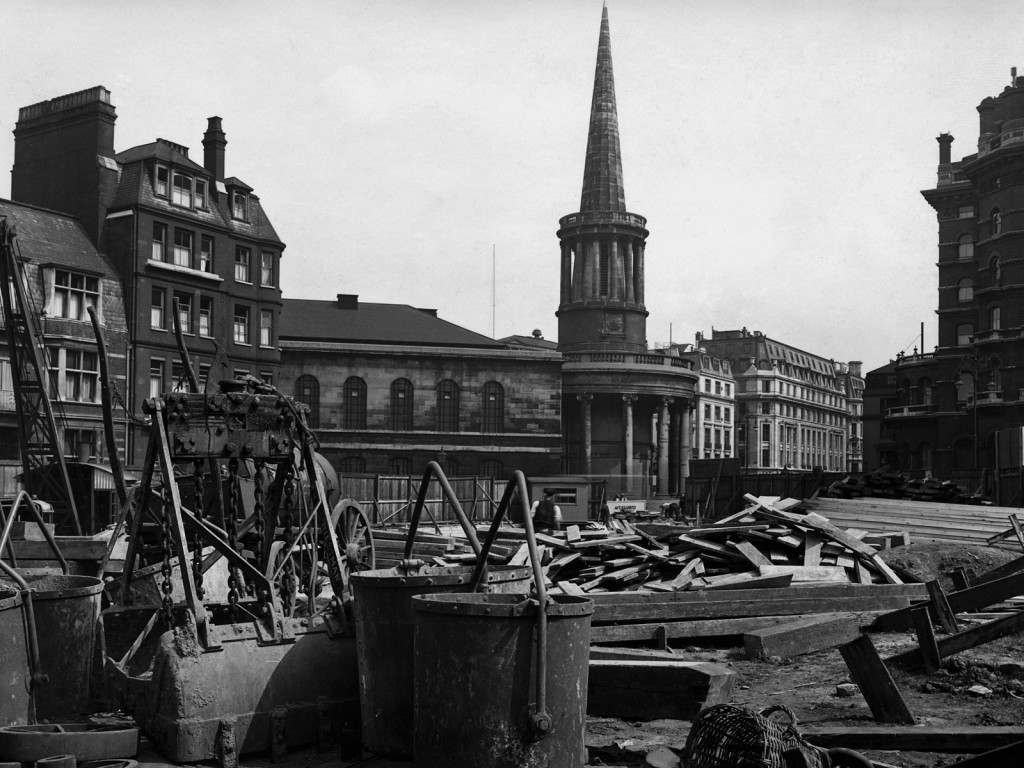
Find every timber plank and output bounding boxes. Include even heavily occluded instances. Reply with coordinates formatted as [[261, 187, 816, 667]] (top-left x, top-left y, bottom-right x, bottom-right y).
[[12, 538, 106, 561], [587, 660, 735, 721], [727, 539, 772, 567], [911, 605, 941, 673], [586, 583, 927, 604], [743, 612, 864, 659], [889, 610, 1024, 668], [592, 595, 912, 623], [798, 726, 1024, 753], [839, 635, 915, 725]]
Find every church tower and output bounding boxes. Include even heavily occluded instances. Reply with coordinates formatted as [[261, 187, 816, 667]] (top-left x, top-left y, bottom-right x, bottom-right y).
[[555, 4, 696, 499], [556, 3, 649, 353]]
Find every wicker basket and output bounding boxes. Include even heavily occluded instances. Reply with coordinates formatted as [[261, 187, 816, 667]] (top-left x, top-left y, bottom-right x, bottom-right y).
[[684, 704, 827, 768]]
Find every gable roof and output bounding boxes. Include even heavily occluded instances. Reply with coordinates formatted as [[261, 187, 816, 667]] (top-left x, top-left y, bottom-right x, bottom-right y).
[[280, 298, 504, 348], [0, 198, 119, 277]]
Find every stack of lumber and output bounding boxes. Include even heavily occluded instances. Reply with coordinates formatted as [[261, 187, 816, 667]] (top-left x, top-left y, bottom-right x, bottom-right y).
[[827, 471, 984, 503], [424, 495, 908, 595], [802, 496, 1022, 548], [370, 528, 517, 569]]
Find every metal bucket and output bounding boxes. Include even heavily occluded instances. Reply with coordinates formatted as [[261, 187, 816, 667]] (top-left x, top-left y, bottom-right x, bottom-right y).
[[24, 574, 103, 721], [411, 592, 594, 768], [351, 565, 531, 758], [0, 585, 30, 725]]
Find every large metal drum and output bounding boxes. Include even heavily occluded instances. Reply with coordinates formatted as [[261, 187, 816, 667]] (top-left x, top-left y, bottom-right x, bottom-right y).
[[351, 565, 530, 758], [0, 585, 30, 725], [24, 574, 103, 721], [411, 592, 593, 768]]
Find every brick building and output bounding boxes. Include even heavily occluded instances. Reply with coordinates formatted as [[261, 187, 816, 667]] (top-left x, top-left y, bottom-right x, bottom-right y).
[[864, 70, 1024, 475], [10, 87, 284, 463], [697, 329, 853, 472], [556, 6, 697, 497], [277, 295, 562, 477], [0, 198, 129, 523]]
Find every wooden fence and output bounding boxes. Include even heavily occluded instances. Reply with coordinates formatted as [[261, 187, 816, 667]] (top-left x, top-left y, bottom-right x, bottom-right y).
[[683, 470, 846, 523], [337, 474, 503, 526]]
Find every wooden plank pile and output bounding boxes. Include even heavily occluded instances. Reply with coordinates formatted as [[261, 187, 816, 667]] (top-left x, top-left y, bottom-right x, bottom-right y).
[[827, 471, 984, 503], [801, 496, 1023, 547]]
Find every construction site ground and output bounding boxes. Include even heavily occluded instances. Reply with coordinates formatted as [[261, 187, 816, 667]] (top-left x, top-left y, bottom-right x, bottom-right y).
[[119, 541, 1024, 768]]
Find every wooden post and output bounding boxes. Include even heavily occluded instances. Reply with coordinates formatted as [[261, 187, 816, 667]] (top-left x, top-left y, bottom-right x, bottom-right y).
[[926, 579, 959, 634], [839, 635, 915, 724], [911, 605, 941, 673]]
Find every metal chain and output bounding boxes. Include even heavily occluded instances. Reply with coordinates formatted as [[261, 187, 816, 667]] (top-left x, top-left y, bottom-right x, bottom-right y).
[[281, 469, 296, 615], [252, 460, 269, 613], [191, 459, 206, 600], [159, 484, 175, 626], [226, 457, 241, 616]]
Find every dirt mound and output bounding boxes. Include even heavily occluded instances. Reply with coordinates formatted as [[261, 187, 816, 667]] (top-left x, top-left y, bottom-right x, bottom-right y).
[[880, 541, 1020, 588]]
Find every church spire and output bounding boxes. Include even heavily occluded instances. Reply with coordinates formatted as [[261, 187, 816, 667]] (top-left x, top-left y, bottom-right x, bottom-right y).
[[580, 3, 626, 213]]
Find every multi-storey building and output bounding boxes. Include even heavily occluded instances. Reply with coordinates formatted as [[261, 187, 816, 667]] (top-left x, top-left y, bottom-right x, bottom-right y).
[[277, 295, 562, 477], [555, 5, 697, 497], [864, 70, 1024, 475], [698, 329, 852, 472], [10, 87, 284, 463], [836, 361, 865, 472], [675, 345, 736, 460]]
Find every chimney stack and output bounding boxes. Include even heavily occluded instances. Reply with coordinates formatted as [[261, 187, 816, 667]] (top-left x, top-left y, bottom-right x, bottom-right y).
[[203, 116, 226, 181], [936, 133, 954, 165]]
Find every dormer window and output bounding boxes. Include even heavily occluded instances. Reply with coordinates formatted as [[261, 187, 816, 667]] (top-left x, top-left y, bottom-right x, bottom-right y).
[[195, 179, 208, 209], [172, 173, 193, 207], [232, 191, 247, 221], [155, 165, 169, 197]]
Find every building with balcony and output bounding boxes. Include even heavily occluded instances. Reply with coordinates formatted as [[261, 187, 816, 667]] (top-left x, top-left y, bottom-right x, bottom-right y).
[[277, 295, 562, 477], [864, 70, 1024, 475], [10, 87, 284, 464], [554, 6, 697, 496], [696, 329, 853, 472], [672, 345, 736, 461]]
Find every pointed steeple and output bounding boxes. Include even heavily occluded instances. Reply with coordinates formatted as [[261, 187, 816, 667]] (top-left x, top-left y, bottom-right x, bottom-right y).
[[580, 3, 626, 213]]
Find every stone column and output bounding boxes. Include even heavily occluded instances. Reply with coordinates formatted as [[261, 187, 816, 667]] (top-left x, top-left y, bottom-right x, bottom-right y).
[[668, 399, 680, 495], [571, 239, 585, 301], [560, 242, 571, 304], [609, 238, 622, 300], [658, 398, 670, 494], [680, 403, 693, 495], [622, 394, 635, 482], [582, 240, 596, 301], [579, 393, 593, 474], [635, 240, 645, 305], [623, 239, 635, 302]]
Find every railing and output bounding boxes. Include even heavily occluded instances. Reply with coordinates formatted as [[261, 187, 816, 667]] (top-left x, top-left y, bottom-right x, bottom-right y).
[[974, 328, 1017, 342], [885, 403, 937, 417], [562, 351, 694, 370], [558, 211, 647, 229]]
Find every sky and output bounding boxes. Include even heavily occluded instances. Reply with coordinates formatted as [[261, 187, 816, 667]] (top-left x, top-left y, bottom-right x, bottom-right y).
[[2, 0, 1019, 373]]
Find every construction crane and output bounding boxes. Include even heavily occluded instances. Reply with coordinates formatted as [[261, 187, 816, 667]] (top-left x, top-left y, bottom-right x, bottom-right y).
[[0, 217, 81, 534]]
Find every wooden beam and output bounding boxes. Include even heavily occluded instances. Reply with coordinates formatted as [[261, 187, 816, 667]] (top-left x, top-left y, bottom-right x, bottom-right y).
[[889, 610, 1024, 668], [587, 582, 927, 604], [727, 539, 772, 567], [910, 605, 941, 674], [587, 660, 735, 721], [875, 569, 1024, 631], [945, 739, 1024, 767], [926, 579, 959, 634], [839, 635, 915, 724], [743, 613, 864, 660], [799, 727, 1024, 753], [591, 615, 825, 644], [592, 595, 913, 623]]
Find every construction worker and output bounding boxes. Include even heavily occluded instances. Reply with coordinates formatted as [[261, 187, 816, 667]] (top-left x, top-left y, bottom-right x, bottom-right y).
[[530, 488, 563, 531]]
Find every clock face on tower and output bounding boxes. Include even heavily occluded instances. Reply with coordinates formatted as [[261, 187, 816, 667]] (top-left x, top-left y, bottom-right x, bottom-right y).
[[601, 311, 625, 336]]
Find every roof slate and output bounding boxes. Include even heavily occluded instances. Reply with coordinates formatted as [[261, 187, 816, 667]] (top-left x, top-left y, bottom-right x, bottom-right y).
[[279, 298, 504, 348], [0, 198, 120, 277]]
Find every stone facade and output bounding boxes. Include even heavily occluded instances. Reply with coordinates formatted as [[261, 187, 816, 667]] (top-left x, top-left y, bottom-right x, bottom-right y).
[[10, 88, 284, 464], [865, 70, 1024, 475]]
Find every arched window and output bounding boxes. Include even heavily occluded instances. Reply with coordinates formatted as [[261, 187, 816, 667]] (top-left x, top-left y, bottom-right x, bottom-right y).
[[957, 277, 973, 302], [956, 371, 975, 403], [339, 456, 366, 474], [436, 379, 460, 432], [990, 305, 1001, 331], [955, 323, 974, 346], [343, 376, 367, 429], [294, 374, 320, 429], [991, 254, 1002, 285], [918, 378, 932, 406], [480, 459, 504, 479], [957, 234, 974, 261], [390, 378, 413, 431], [481, 381, 504, 433], [991, 208, 1002, 236]]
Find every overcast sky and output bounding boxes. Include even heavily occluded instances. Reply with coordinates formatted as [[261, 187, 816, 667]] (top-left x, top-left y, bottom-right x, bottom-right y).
[[2, 1, 1018, 373]]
